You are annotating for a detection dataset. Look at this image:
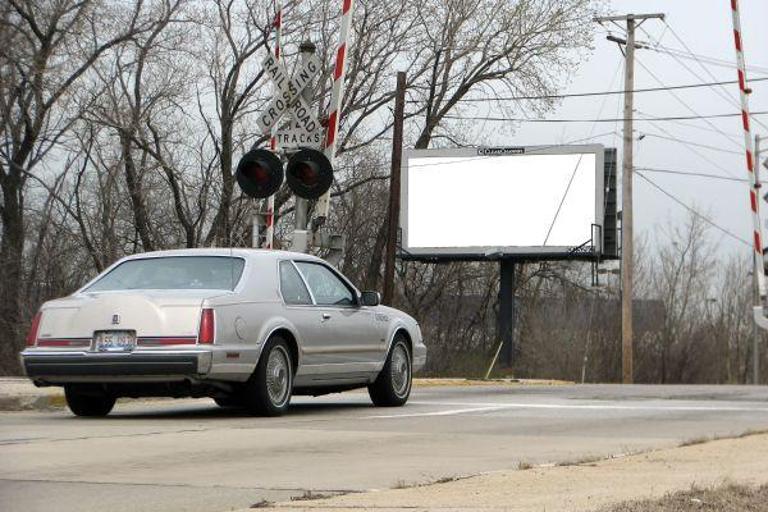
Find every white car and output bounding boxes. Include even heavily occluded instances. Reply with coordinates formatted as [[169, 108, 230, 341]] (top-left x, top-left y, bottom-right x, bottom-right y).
[[20, 249, 427, 417]]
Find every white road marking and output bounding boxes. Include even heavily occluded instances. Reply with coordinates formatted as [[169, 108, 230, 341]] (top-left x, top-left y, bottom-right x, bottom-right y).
[[364, 405, 511, 419], [362, 401, 768, 419]]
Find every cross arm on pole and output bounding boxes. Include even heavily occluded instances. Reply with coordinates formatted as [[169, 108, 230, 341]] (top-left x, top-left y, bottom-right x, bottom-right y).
[[594, 13, 665, 23]]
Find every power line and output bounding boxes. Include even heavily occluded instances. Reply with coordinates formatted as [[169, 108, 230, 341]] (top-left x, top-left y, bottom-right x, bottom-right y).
[[642, 22, 768, 132], [639, 133, 743, 155], [636, 114, 740, 179], [441, 110, 768, 123], [635, 57, 744, 150], [636, 109, 742, 142], [636, 167, 748, 183], [413, 77, 768, 104], [646, 42, 768, 76], [635, 171, 750, 247]]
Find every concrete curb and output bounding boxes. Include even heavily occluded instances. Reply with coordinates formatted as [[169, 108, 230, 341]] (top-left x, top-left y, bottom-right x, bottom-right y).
[[0, 392, 66, 411]]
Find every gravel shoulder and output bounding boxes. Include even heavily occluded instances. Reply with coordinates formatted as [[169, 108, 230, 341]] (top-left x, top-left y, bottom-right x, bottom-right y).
[[251, 432, 768, 512]]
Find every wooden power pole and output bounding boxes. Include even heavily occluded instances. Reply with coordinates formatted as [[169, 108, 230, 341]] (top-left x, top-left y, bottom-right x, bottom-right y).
[[383, 71, 406, 305], [595, 13, 664, 384], [756, 134, 763, 385]]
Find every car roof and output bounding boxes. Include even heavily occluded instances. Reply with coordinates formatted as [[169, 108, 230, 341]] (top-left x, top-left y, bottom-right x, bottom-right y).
[[119, 248, 326, 264]]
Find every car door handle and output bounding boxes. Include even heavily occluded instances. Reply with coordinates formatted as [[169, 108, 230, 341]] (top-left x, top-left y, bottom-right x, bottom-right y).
[[321, 313, 332, 321]]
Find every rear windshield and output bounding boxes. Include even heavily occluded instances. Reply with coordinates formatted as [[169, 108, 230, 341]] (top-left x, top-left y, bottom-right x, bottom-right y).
[[85, 256, 245, 292]]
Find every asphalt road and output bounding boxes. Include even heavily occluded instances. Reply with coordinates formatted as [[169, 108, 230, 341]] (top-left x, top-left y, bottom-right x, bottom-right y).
[[2, 383, 768, 512]]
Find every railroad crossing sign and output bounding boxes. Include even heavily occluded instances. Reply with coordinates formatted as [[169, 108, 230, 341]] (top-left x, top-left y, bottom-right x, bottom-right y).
[[258, 53, 322, 148]]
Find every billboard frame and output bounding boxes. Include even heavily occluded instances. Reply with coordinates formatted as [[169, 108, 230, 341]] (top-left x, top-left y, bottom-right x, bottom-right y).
[[399, 144, 605, 262]]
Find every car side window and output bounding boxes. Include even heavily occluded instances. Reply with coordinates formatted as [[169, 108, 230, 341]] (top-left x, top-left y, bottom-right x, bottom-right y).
[[279, 261, 313, 305], [294, 262, 355, 306]]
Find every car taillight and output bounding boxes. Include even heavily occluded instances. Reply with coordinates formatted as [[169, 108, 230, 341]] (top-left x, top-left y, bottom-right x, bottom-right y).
[[198, 308, 215, 344], [26, 311, 42, 347]]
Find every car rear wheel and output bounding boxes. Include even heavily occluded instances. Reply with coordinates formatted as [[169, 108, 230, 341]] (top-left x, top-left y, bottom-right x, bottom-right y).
[[243, 336, 293, 416], [65, 385, 116, 417], [369, 334, 412, 407]]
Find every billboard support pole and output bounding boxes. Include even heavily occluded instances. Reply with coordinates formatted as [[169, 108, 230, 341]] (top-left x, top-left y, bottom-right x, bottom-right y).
[[498, 259, 518, 369], [383, 72, 406, 305]]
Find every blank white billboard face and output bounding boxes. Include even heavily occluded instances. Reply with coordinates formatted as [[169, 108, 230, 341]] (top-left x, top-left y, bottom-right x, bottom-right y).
[[402, 147, 602, 257]]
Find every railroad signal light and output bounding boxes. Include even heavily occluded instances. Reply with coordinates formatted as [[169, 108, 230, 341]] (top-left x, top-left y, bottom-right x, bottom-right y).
[[236, 149, 284, 199], [286, 148, 334, 199]]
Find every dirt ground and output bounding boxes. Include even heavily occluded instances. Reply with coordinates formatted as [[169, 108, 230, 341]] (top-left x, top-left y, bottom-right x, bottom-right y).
[[600, 483, 768, 512], [248, 432, 768, 511]]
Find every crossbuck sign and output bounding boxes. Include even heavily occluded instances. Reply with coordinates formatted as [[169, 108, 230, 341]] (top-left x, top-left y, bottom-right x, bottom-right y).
[[257, 53, 322, 148]]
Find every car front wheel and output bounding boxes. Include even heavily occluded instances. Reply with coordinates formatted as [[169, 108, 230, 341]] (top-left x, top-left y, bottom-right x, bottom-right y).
[[65, 385, 116, 417], [369, 335, 412, 407], [243, 336, 293, 416]]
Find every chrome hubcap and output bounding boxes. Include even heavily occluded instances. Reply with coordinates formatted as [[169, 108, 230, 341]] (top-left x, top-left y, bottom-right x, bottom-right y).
[[266, 346, 290, 406], [390, 343, 410, 397]]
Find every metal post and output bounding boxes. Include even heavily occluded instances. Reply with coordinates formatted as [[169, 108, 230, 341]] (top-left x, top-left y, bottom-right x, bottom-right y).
[[292, 41, 317, 251], [263, 3, 283, 249], [382, 72, 406, 305], [595, 12, 664, 384], [498, 259, 517, 368]]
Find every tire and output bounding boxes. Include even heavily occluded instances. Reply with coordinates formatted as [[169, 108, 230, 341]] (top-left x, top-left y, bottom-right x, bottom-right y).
[[369, 334, 412, 407], [242, 336, 293, 416], [213, 395, 243, 408], [65, 385, 116, 417]]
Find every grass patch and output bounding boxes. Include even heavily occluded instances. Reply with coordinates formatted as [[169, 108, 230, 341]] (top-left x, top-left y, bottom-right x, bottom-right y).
[[393, 479, 411, 489], [599, 483, 768, 511], [556, 454, 604, 467], [291, 490, 332, 502], [679, 436, 710, 447], [518, 460, 534, 470]]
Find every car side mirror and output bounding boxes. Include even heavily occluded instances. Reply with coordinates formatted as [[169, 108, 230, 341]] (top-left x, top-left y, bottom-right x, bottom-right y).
[[360, 291, 381, 307]]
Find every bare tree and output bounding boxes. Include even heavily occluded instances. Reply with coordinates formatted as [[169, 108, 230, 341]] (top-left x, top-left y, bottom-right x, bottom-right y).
[[0, 0, 159, 361]]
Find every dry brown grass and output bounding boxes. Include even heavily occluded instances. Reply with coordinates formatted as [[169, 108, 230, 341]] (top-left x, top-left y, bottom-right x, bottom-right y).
[[600, 483, 768, 511]]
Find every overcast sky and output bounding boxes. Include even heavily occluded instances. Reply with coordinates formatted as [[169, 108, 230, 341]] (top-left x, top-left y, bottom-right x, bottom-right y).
[[478, 0, 768, 258]]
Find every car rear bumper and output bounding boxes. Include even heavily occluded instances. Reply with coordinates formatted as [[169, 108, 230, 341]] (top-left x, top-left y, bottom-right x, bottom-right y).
[[20, 349, 213, 382]]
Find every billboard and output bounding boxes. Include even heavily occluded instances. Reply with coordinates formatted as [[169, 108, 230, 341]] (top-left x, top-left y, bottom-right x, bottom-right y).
[[400, 145, 605, 260]]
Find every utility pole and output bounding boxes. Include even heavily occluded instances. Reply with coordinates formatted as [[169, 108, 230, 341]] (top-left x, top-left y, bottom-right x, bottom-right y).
[[755, 134, 762, 384], [595, 13, 664, 384], [383, 72, 406, 305]]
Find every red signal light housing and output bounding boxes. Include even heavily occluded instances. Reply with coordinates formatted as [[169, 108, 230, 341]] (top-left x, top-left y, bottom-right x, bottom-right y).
[[235, 148, 284, 199], [198, 308, 215, 345], [286, 148, 333, 199], [26, 311, 42, 347]]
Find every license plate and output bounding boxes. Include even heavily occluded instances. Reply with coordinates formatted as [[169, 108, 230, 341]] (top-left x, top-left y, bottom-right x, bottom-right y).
[[95, 331, 136, 352]]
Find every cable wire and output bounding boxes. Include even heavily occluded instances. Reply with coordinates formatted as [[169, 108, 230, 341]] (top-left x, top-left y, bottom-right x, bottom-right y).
[[643, 22, 768, 132], [635, 171, 750, 247], [635, 57, 744, 150], [636, 167, 749, 184], [409, 77, 768, 104], [441, 111, 768, 123]]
